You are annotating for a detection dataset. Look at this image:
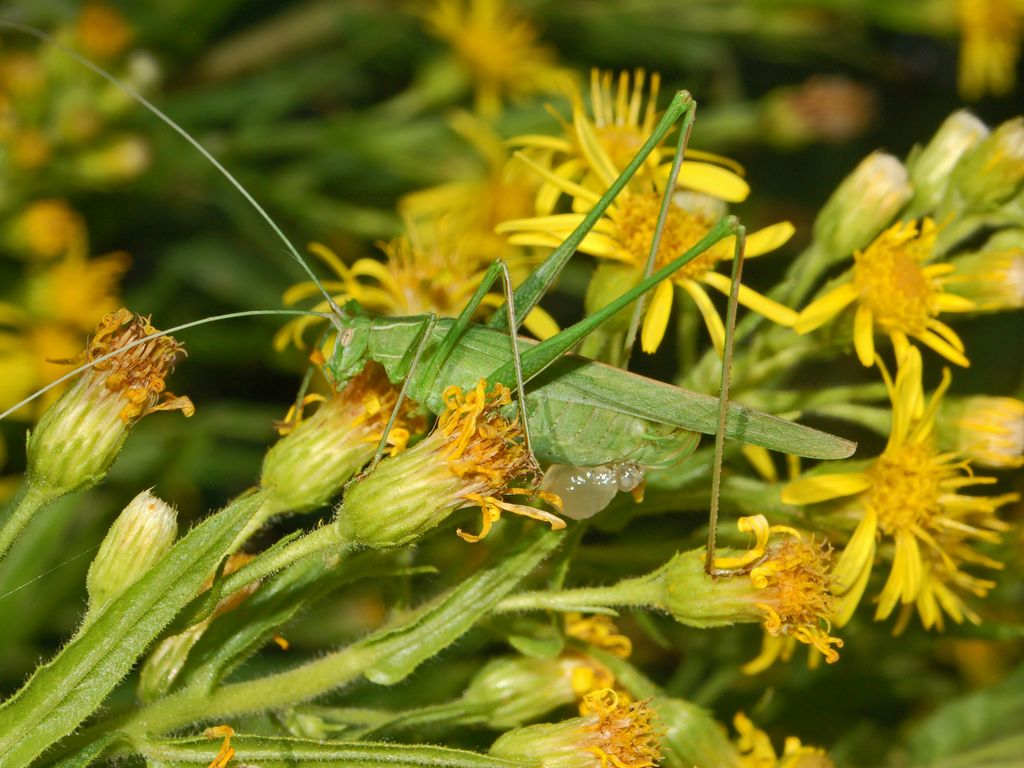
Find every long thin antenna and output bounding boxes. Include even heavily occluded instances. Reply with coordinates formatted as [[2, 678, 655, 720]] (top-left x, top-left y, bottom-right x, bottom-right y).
[[0, 21, 344, 319], [0, 309, 330, 421]]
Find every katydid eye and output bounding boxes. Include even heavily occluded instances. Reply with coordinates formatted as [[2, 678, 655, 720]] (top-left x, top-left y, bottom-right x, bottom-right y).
[[339, 328, 355, 346]]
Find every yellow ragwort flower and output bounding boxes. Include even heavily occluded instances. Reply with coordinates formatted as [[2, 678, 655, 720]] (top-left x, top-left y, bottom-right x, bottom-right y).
[[421, 0, 568, 116], [498, 72, 796, 353], [782, 348, 1017, 630], [715, 515, 843, 670], [733, 713, 833, 768], [957, 0, 1024, 101], [795, 218, 976, 367], [277, 224, 556, 350]]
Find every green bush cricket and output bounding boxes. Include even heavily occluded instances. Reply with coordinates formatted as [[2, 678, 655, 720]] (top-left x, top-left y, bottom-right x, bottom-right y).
[[0, 24, 855, 573]]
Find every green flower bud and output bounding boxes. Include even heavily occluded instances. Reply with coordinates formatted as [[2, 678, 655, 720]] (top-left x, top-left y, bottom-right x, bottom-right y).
[[813, 152, 912, 259], [907, 110, 989, 215], [464, 655, 612, 729], [85, 490, 177, 619], [950, 117, 1024, 208], [945, 229, 1024, 311], [334, 380, 562, 549], [653, 696, 743, 768], [259, 362, 424, 519], [26, 309, 193, 497], [938, 395, 1024, 470], [490, 689, 660, 768]]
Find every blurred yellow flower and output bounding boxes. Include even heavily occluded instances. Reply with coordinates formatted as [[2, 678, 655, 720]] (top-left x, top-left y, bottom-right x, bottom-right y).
[[421, 0, 569, 116], [400, 111, 542, 268], [733, 713, 833, 768], [782, 348, 1017, 630], [12, 199, 87, 260], [957, 0, 1023, 100], [795, 218, 976, 367], [75, 2, 135, 61], [276, 223, 556, 350]]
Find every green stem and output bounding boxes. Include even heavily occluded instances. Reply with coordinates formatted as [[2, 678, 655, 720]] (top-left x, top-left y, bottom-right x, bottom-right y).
[[125, 640, 379, 736], [0, 482, 57, 565], [220, 523, 345, 597], [495, 570, 664, 615]]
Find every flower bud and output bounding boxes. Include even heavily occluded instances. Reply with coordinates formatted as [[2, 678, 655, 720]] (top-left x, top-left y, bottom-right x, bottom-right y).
[[85, 490, 176, 618], [653, 696, 743, 768], [490, 688, 660, 768], [334, 380, 562, 549], [939, 396, 1024, 469], [813, 152, 912, 259], [945, 229, 1024, 311], [907, 110, 989, 214], [259, 362, 424, 519], [463, 655, 608, 728], [950, 118, 1024, 208], [26, 309, 193, 497]]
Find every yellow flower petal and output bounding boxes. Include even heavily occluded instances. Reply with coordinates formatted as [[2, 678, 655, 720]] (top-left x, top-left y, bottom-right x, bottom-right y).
[[742, 221, 796, 256], [701, 271, 798, 327], [681, 279, 725, 353], [741, 444, 777, 482], [523, 306, 560, 340], [640, 280, 674, 353], [934, 292, 977, 312], [854, 303, 875, 367], [781, 472, 872, 505], [794, 282, 858, 334], [674, 161, 750, 202], [917, 330, 970, 367], [833, 506, 877, 593]]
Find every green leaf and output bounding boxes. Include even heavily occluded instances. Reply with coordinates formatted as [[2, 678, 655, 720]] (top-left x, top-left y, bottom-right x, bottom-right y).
[[0, 491, 268, 768], [49, 732, 124, 768], [361, 527, 562, 685]]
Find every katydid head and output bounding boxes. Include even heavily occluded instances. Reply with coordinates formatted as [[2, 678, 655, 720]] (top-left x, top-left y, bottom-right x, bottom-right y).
[[324, 301, 373, 387]]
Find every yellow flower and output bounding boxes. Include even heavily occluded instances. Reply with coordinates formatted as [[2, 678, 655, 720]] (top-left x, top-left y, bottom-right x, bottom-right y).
[[75, 2, 135, 61], [565, 613, 633, 659], [335, 379, 563, 548], [795, 218, 976, 367], [11, 199, 88, 260], [782, 348, 1017, 630], [401, 111, 544, 270], [733, 713, 833, 768], [946, 230, 1024, 311], [957, 0, 1024, 100], [498, 69, 796, 353], [421, 0, 569, 116], [714, 516, 843, 669], [0, 230, 130, 417], [513, 68, 752, 207], [276, 224, 555, 350]]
